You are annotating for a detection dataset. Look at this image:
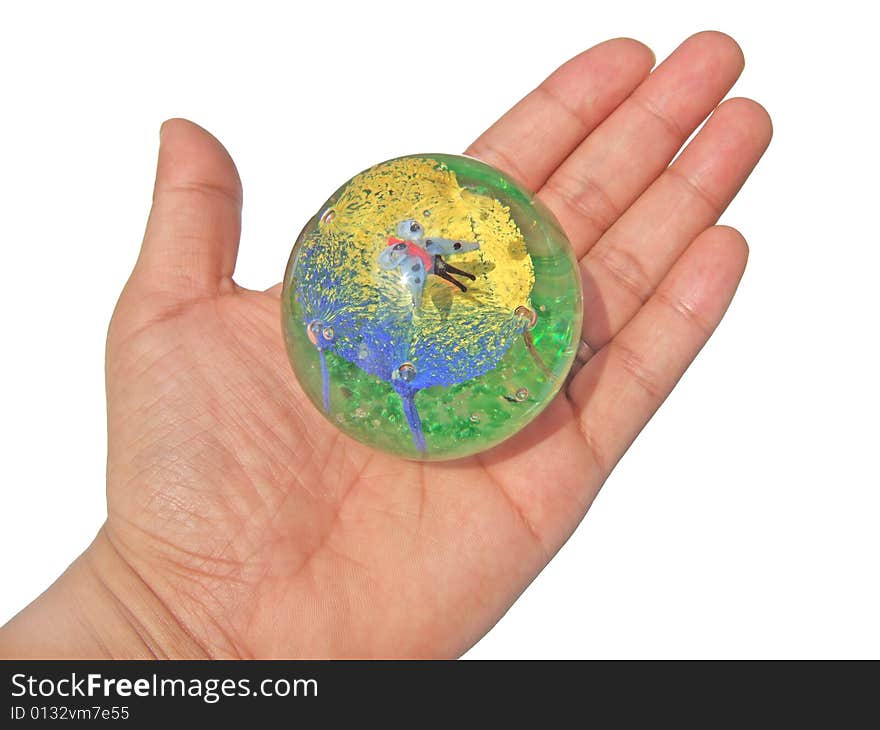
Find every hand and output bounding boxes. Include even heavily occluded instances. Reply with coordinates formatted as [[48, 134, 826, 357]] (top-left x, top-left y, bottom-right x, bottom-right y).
[[0, 31, 770, 658]]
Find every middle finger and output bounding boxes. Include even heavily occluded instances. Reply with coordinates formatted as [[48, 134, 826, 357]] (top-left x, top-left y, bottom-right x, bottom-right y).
[[538, 31, 746, 258]]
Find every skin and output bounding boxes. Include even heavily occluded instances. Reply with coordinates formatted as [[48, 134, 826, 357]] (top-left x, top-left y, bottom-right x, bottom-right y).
[[0, 31, 771, 658]]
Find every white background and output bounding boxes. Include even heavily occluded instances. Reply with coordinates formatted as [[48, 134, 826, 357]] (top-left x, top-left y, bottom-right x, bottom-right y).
[[1, 0, 877, 658]]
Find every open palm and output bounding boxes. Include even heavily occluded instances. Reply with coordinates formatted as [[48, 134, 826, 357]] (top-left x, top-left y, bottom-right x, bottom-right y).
[[99, 32, 770, 658]]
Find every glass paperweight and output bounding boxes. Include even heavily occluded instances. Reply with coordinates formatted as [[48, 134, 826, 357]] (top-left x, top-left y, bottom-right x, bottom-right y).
[[282, 154, 583, 460]]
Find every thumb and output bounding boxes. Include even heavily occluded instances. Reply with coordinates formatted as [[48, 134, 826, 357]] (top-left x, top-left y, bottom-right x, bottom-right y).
[[131, 118, 243, 303]]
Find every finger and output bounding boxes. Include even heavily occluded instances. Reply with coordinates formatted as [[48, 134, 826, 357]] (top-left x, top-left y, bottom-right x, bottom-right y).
[[568, 225, 749, 478], [538, 31, 745, 256], [580, 97, 772, 349], [132, 118, 242, 301], [466, 38, 655, 191]]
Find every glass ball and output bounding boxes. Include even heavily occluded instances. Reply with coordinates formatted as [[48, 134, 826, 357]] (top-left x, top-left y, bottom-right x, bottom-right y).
[[282, 154, 583, 460]]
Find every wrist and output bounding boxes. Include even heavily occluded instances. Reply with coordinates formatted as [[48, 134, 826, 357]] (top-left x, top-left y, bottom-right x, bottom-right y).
[[0, 525, 209, 659]]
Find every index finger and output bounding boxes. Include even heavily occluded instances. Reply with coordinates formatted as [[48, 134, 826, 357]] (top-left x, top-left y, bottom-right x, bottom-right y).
[[465, 38, 655, 191]]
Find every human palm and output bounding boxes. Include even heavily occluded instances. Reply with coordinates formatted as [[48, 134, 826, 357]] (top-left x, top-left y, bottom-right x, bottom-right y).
[[93, 32, 770, 658]]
